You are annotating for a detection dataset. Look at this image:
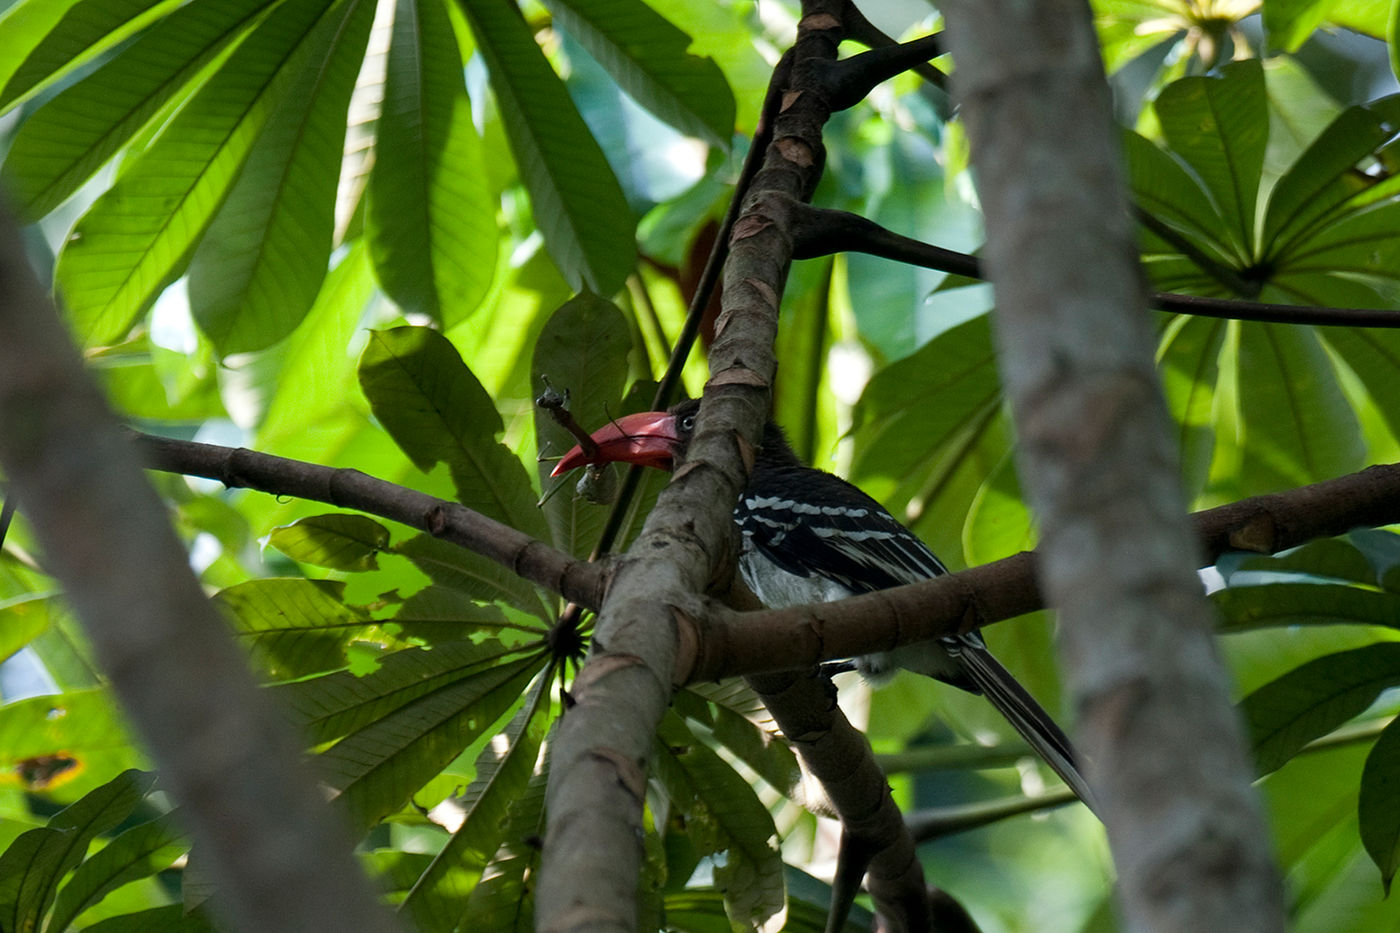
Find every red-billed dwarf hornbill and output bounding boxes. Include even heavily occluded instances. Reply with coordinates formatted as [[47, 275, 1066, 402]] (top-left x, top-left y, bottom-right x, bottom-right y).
[[553, 397, 1095, 810]]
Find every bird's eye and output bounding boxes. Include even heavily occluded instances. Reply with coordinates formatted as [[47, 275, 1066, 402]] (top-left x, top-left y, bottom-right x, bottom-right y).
[[679, 414, 695, 433]]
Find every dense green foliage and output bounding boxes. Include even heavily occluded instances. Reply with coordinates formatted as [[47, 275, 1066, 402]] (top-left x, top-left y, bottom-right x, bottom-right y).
[[3, 0, 1400, 930]]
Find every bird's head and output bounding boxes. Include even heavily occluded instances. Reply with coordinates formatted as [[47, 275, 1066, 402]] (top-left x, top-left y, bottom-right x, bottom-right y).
[[550, 399, 700, 477]]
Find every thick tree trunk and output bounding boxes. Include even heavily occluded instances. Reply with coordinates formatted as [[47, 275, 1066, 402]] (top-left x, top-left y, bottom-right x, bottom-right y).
[[0, 204, 401, 933], [937, 1, 1287, 930]]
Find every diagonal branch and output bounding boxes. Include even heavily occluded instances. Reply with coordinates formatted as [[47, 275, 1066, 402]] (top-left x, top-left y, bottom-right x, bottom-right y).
[[133, 431, 606, 608]]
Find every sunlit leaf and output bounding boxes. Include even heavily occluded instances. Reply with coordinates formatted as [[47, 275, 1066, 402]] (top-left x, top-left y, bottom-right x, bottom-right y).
[[1236, 323, 1363, 492], [400, 674, 550, 931], [215, 578, 386, 679], [1154, 59, 1267, 262], [0, 0, 275, 220], [1262, 96, 1400, 256], [0, 0, 177, 111], [542, 0, 734, 145], [367, 0, 497, 325], [53, 0, 338, 346], [358, 326, 549, 539], [455, 0, 635, 294], [269, 513, 391, 572], [187, 0, 375, 354]]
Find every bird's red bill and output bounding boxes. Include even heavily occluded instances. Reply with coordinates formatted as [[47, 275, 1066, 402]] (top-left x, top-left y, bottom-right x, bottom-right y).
[[550, 410, 680, 476]]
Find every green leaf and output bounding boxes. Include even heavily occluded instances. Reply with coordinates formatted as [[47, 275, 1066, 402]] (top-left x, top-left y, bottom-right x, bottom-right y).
[[400, 674, 551, 931], [395, 533, 553, 622], [848, 314, 1006, 562], [0, 769, 154, 933], [1323, 327, 1400, 451], [1262, 96, 1400, 258], [1236, 322, 1363, 492], [1156, 314, 1226, 497], [274, 639, 528, 744], [319, 652, 540, 832], [392, 584, 516, 646], [269, 513, 391, 571], [1263, 0, 1331, 52], [256, 239, 377, 445], [1124, 130, 1235, 262], [541, 0, 734, 145], [53, 0, 338, 347], [1242, 644, 1400, 775], [1230, 536, 1381, 587], [458, 751, 549, 933], [79, 904, 214, 932], [187, 0, 375, 354], [1360, 717, 1400, 893], [654, 712, 785, 933], [48, 814, 186, 932], [367, 0, 498, 325], [0, 688, 134, 766], [455, 0, 635, 294], [0, 0, 276, 220], [358, 326, 549, 540], [215, 578, 383, 680], [0, 0, 177, 111], [1214, 582, 1400, 632], [1154, 60, 1268, 261], [678, 682, 799, 797], [531, 293, 633, 556]]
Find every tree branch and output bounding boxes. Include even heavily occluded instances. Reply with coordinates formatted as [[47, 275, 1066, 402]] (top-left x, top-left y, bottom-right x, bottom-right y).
[[133, 432, 607, 609], [788, 198, 1400, 328], [0, 205, 402, 933], [939, 0, 1286, 929]]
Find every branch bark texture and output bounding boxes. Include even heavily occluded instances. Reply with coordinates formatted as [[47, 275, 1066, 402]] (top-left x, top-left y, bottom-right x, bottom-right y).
[[938, 1, 1286, 930], [535, 5, 862, 930], [0, 204, 401, 932]]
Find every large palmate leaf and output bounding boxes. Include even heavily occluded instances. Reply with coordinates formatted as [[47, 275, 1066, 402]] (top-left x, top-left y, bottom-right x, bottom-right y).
[[47, 813, 186, 932], [395, 532, 554, 622], [358, 326, 550, 541], [1154, 59, 1267, 262], [0, 0, 177, 111], [214, 577, 392, 680], [186, 0, 375, 355], [531, 293, 633, 556], [276, 641, 542, 831], [541, 0, 734, 146], [459, 751, 550, 933], [399, 674, 551, 931], [52, 0, 338, 347], [653, 712, 785, 933], [1, 0, 276, 221], [367, 0, 497, 325], [455, 0, 635, 294], [0, 770, 155, 933], [848, 313, 1006, 563]]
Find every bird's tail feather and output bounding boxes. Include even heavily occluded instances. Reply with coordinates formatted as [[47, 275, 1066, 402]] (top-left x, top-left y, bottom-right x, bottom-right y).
[[950, 636, 1099, 815]]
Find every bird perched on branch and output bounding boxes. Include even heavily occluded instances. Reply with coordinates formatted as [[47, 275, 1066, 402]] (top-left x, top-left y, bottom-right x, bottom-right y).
[[552, 397, 1095, 810]]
